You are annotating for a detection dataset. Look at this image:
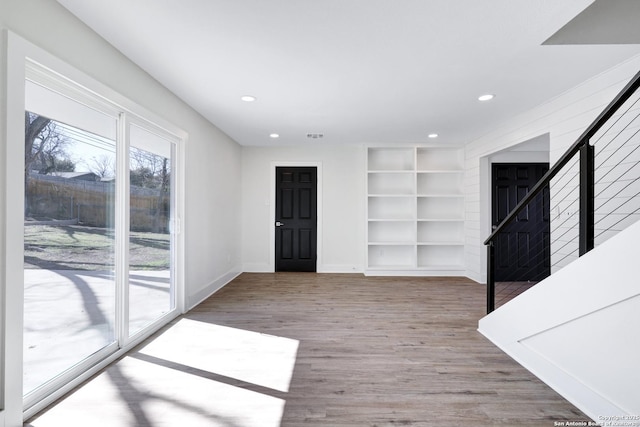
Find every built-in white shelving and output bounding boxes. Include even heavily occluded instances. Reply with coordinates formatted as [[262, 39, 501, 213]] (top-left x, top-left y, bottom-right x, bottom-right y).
[[366, 147, 465, 275]]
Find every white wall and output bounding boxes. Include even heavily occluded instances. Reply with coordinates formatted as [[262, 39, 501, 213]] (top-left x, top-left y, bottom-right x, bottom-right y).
[[1, 1, 241, 424], [465, 54, 640, 283], [1, 0, 242, 308], [479, 218, 640, 419], [242, 145, 365, 273]]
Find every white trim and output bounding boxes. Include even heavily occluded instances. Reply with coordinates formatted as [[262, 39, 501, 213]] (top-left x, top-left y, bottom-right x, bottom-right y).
[[0, 28, 5, 419], [174, 131, 186, 315], [22, 341, 118, 410], [116, 112, 130, 343], [269, 162, 323, 272], [19, 44, 187, 143], [124, 113, 184, 339], [3, 30, 29, 426], [317, 264, 364, 274], [25, 59, 121, 120], [187, 270, 242, 310], [364, 269, 465, 277]]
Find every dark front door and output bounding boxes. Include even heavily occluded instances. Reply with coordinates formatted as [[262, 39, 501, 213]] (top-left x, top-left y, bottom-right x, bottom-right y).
[[492, 163, 550, 282], [275, 167, 317, 272]]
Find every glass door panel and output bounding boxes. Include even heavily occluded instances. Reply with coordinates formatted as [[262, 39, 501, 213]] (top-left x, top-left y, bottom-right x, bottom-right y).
[[128, 124, 174, 337], [23, 112, 117, 396], [23, 65, 181, 412]]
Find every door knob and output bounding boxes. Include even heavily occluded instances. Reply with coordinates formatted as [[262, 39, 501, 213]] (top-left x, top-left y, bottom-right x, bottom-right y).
[[275, 221, 284, 227]]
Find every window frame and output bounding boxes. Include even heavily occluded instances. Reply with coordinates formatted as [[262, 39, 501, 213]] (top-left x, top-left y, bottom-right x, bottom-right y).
[[3, 31, 186, 423]]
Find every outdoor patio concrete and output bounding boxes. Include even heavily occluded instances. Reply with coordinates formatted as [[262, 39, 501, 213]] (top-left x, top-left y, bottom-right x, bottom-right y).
[[24, 269, 170, 394]]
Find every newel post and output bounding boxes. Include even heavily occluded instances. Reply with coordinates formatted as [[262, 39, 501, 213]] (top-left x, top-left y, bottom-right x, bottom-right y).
[[486, 242, 495, 313], [579, 142, 595, 256]]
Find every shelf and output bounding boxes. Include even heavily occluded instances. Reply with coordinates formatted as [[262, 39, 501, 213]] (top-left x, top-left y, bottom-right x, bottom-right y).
[[417, 245, 464, 269], [368, 221, 415, 243], [368, 170, 415, 174], [418, 221, 464, 243], [368, 172, 415, 195], [417, 242, 464, 246], [368, 219, 415, 223], [417, 172, 463, 195], [417, 194, 464, 198], [368, 147, 414, 171], [368, 196, 414, 220], [417, 147, 463, 170], [368, 194, 416, 198], [416, 169, 464, 175], [417, 197, 464, 220], [368, 241, 416, 246], [366, 146, 465, 274], [368, 245, 415, 268]]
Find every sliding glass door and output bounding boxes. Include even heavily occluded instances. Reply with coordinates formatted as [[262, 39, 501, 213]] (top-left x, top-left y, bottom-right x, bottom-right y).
[[23, 63, 180, 409], [128, 123, 175, 337], [23, 111, 118, 398]]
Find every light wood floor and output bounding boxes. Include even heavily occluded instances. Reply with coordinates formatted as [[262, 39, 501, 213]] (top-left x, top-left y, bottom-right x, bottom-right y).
[[495, 281, 538, 309], [27, 273, 588, 427]]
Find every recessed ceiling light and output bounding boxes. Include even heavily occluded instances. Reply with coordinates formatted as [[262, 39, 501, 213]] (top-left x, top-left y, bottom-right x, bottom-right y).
[[478, 94, 495, 102], [241, 95, 256, 102], [428, 133, 439, 139], [269, 133, 280, 139]]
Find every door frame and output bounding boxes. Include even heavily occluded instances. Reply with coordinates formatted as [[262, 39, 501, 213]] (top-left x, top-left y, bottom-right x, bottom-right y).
[[491, 162, 550, 282], [479, 136, 549, 283], [270, 162, 323, 272]]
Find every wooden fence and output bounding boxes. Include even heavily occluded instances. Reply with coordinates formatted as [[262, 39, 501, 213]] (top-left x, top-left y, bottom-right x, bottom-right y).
[[25, 174, 169, 232]]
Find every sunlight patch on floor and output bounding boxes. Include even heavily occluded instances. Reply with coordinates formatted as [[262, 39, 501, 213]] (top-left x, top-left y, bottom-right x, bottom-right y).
[[139, 318, 300, 393], [29, 356, 285, 427]]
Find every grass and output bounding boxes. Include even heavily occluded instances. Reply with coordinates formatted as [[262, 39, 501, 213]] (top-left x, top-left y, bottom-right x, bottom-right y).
[[24, 224, 170, 270]]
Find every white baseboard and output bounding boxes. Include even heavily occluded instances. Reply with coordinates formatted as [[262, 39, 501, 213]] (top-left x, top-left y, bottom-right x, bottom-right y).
[[363, 269, 466, 277], [465, 271, 484, 284], [317, 264, 363, 273], [242, 263, 363, 273], [187, 269, 242, 310]]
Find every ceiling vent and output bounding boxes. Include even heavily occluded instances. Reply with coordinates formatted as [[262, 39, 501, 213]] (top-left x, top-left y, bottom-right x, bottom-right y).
[[306, 133, 324, 139]]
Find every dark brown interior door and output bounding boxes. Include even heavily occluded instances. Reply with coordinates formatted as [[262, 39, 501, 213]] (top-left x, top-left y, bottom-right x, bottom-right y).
[[492, 163, 550, 282], [275, 167, 317, 272]]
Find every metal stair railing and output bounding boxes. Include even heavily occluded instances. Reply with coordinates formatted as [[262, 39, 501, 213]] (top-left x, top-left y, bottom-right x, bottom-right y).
[[484, 69, 640, 313]]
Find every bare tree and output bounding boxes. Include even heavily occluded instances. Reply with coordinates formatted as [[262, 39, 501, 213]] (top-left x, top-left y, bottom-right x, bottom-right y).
[[130, 148, 170, 190], [25, 112, 77, 216], [25, 112, 74, 175], [88, 154, 115, 179], [152, 156, 170, 233], [130, 147, 171, 232], [25, 112, 51, 177]]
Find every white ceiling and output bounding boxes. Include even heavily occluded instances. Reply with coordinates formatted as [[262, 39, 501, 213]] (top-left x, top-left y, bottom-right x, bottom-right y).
[[56, 0, 640, 147], [545, 0, 640, 45]]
